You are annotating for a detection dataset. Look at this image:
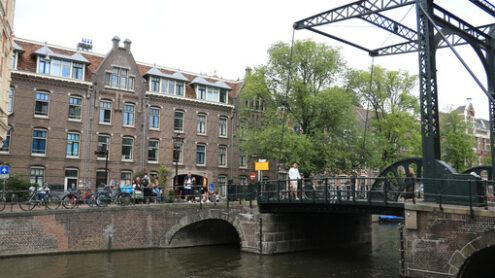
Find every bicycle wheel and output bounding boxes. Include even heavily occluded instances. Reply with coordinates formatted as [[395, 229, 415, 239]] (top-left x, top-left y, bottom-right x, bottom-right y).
[[45, 195, 60, 210], [62, 195, 78, 209], [94, 193, 106, 207], [116, 193, 131, 206], [19, 197, 35, 211]]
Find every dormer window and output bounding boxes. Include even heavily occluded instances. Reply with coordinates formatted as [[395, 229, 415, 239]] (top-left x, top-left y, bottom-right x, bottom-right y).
[[144, 67, 189, 97], [191, 77, 230, 104], [37, 57, 85, 80]]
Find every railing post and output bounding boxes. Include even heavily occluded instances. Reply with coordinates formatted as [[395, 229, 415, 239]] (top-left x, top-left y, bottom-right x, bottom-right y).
[[299, 179, 303, 202], [352, 177, 356, 204], [337, 185, 341, 203], [227, 180, 231, 209], [384, 180, 388, 206], [483, 180, 488, 210], [324, 178, 328, 203], [469, 180, 473, 218], [249, 182, 253, 208], [199, 185, 202, 209], [277, 179, 280, 202]]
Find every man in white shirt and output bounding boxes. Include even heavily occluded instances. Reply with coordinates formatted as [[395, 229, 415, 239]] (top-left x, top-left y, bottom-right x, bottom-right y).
[[288, 163, 301, 200]]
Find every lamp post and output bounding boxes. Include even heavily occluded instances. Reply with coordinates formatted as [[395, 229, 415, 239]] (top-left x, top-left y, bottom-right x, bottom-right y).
[[172, 133, 184, 201]]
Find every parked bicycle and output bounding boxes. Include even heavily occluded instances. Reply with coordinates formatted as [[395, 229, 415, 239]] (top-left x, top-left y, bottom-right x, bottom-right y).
[[95, 185, 132, 207], [61, 187, 98, 209], [19, 186, 60, 211]]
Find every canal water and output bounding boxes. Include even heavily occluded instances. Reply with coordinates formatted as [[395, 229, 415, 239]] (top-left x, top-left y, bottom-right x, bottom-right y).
[[0, 223, 400, 278]]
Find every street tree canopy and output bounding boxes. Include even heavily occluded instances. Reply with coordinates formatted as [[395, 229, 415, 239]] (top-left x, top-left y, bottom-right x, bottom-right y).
[[441, 110, 476, 172]]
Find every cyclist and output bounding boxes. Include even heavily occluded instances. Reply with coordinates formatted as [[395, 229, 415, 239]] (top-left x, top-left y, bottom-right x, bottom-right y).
[[38, 182, 50, 200]]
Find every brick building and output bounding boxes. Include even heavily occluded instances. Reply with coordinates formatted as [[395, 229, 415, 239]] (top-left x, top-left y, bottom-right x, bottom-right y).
[[2, 36, 260, 194], [0, 0, 15, 143]]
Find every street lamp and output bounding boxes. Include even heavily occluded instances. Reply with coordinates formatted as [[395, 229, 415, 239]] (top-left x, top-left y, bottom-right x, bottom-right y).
[[172, 133, 184, 201]]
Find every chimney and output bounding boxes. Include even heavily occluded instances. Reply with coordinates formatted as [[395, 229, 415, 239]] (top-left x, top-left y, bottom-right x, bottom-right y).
[[123, 38, 132, 51], [466, 97, 472, 105], [245, 67, 252, 76], [112, 36, 120, 49]]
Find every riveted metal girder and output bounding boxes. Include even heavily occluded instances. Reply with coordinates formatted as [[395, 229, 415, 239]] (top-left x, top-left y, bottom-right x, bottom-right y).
[[470, 0, 495, 17]]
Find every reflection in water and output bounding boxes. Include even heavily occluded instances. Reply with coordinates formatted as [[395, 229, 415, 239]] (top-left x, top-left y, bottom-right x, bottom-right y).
[[0, 223, 399, 278]]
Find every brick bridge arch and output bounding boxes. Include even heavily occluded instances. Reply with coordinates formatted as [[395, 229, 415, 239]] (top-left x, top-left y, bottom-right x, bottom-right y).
[[448, 232, 495, 277], [161, 209, 248, 248]]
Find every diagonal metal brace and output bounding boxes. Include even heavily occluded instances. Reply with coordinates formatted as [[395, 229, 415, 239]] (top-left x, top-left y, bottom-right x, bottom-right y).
[[360, 12, 417, 41], [294, 0, 416, 30], [470, 0, 495, 17]]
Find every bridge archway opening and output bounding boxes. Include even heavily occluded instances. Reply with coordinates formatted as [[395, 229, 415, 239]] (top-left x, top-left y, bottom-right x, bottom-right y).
[[457, 245, 495, 278], [168, 219, 240, 248]]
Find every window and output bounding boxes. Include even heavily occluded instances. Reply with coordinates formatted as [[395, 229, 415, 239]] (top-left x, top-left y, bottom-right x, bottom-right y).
[[168, 79, 176, 94], [196, 144, 205, 165], [148, 140, 159, 162], [240, 151, 247, 168], [106, 67, 132, 89], [220, 89, 227, 103], [35, 92, 49, 117], [51, 59, 72, 78], [11, 51, 17, 69], [484, 139, 490, 151], [207, 87, 219, 102], [65, 168, 78, 191], [149, 108, 160, 129], [197, 114, 206, 134], [176, 82, 184, 96], [72, 63, 83, 80], [32, 129, 47, 155], [68, 96, 82, 120], [120, 171, 132, 187], [219, 117, 227, 137], [218, 146, 227, 166], [151, 77, 160, 92], [38, 57, 50, 74], [122, 137, 133, 161], [218, 176, 226, 196], [7, 87, 13, 113], [174, 111, 184, 132], [0, 129, 10, 152], [239, 176, 248, 186], [96, 170, 107, 189], [198, 85, 206, 100], [123, 104, 135, 127], [99, 101, 112, 124], [30, 167, 44, 186], [66, 133, 80, 157], [161, 79, 168, 93], [97, 135, 110, 158], [173, 141, 183, 164]]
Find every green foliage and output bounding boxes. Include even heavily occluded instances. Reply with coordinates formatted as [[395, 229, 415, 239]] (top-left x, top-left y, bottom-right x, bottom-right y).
[[483, 155, 491, 166], [163, 189, 175, 203], [346, 66, 420, 170], [239, 40, 360, 176], [441, 110, 476, 172], [158, 165, 169, 188], [133, 169, 156, 184]]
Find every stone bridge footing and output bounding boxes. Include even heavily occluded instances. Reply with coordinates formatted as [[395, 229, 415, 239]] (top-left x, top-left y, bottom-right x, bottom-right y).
[[0, 203, 371, 257]]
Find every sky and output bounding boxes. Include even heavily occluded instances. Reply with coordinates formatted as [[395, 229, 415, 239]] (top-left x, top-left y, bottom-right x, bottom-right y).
[[12, 0, 495, 119]]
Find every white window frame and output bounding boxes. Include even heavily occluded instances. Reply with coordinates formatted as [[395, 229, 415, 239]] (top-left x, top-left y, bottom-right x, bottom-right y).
[[11, 51, 17, 69], [64, 168, 79, 191], [99, 100, 112, 124], [105, 67, 135, 91], [197, 85, 206, 100], [36, 56, 85, 80], [197, 114, 207, 135], [240, 151, 247, 168], [196, 144, 206, 166], [174, 111, 184, 132], [68, 96, 82, 121], [122, 137, 134, 161], [7, 87, 13, 113], [219, 117, 228, 137], [30, 167, 45, 186], [120, 170, 133, 187], [0, 128, 11, 153], [97, 134, 110, 160], [218, 146, 227, 167], [123, 103, 135, 127], [148, 139, 159, 163], [149, 107, 160, 130], [34, 92, 50, 118], [218, 175, 227, 196], [66, 132, 80, 158], [32, 128, 47, 156]]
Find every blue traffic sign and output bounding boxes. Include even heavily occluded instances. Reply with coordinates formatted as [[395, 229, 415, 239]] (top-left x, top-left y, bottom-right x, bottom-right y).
[[0, 166, 8, 175]]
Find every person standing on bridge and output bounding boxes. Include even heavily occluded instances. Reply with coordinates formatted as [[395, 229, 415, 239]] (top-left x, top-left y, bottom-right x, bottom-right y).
[[289, 163, 301, 200]]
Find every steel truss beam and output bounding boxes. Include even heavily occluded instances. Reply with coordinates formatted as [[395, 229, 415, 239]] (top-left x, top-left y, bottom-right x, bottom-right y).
[[373, 24, 494, 56], [470, 0, 495, 17]]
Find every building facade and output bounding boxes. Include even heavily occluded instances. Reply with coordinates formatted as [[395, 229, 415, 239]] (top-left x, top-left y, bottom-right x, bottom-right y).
[[0, 0, 15, 143], [3, 36, 261, 194]]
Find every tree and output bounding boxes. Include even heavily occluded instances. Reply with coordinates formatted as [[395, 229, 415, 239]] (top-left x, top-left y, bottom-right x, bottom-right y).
[[441, 110, 476, 172], [346, 66, 421, 170], [239, 40, 360, 176]]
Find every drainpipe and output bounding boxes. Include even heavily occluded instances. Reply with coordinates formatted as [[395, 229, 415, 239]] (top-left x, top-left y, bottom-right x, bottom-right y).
[[142, 96, 148, 171], [82, 76, 96, 188], [230, 107, 236, 181]]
